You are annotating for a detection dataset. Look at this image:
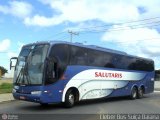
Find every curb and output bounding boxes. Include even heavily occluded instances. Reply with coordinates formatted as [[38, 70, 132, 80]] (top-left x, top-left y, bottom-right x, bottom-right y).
[[154, 88, 160, 91], [0, 93, 14, 103]]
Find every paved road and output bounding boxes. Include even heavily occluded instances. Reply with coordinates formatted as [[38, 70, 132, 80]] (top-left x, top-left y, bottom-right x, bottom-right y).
[[0, 92, 160, 120]]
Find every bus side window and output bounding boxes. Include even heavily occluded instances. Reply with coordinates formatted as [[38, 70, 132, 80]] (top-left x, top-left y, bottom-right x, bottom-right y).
[[45, 57, 58, 84], [70, 46, 88, 66], [49, 44, 69, 79]]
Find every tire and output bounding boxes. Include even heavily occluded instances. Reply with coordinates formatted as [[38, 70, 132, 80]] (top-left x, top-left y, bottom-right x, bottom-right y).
[[137, 87, 144, 99], [130, 87, 137, 100], [64, 90, 75, 108], [40, 103, 48, 106]]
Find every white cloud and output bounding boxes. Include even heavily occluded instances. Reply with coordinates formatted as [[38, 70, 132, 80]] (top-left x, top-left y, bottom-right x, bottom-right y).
[[0, 1, 33, 19], [0, 39, 11, 52], [24, 14, 65, 27], [102, 26, 160, 69], [17, 41, 25, 51], [25, 0, 140, 26], [7, 52, 18, 58], [7, 41, 25, 58], [103, 27, 158, 47], [26, 0, 160, 27], [0, 5, 8, 14]]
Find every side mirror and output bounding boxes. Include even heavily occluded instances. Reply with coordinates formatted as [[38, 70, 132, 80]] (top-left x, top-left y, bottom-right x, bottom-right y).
[[10, 57, 18, 70]]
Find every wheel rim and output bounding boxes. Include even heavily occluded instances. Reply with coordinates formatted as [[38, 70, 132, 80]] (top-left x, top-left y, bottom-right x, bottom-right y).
[[139, 88, 143, 97], [69, 94, 74, 105], [132, 88, 137, 98], [133, 91, 136, 98]]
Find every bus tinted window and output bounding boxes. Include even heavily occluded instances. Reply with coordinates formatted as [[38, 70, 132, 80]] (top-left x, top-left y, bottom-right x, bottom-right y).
[[49, 44, 69, 80], [128, 59, 154, 72], [88, 49, 103, 67], [50, 44, 69, 65], [87, 49, 115, 68], [60, 44, 154, 72], [103, 52, 115, 68], [70, 46, 88, 65]]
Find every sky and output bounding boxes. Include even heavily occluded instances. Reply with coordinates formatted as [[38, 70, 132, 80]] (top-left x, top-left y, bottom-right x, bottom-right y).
[[0, 0, 160, 73]]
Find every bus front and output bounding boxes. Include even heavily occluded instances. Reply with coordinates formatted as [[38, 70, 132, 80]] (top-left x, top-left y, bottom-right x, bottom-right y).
[[11, 43, 55, 104]]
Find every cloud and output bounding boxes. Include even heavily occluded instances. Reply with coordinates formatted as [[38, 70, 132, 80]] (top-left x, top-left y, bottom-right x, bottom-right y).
[[25, 0, 160, 27], [7, 52, 18, 58], [102, 26, 160, 69], [7, 41, 25, 58], [0, 39, 11, 52], [102, 25, 160, 42], [24, 14, 65, 27], [25, 0, 140, 26], [102, 25, 160, 56], [0, 1, 33, 19], [17, 41, 25, 51]]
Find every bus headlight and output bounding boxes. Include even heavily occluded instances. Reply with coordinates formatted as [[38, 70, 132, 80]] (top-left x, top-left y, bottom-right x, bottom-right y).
[[12, 88, 16, 93], [31, 91, 42, 95]]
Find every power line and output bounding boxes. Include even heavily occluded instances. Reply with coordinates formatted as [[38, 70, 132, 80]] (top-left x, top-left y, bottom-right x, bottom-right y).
[[75, 16, 160, 30], [107, 38, 160, 44], [79, 21, 160, 34], [41, 31, 66, 41], [38, 16, 160, 43], [55, 34, 69, 41], [68, 30, 79, 42]]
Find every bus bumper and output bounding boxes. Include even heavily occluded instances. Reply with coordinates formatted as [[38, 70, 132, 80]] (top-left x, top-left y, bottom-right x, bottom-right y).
[[12, 90, 61, 104], [13, 92, 42, 103]]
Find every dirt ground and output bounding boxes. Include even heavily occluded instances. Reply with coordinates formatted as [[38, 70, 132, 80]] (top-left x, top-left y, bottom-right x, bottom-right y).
[[0, 79, 13, 85]]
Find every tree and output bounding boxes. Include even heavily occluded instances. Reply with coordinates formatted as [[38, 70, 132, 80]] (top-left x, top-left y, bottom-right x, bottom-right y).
[[0, 66, 8, 77]]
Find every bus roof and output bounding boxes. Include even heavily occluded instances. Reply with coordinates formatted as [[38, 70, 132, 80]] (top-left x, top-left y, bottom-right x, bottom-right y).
[[23, 41, 153, 62], [50, 41, 127, 55]]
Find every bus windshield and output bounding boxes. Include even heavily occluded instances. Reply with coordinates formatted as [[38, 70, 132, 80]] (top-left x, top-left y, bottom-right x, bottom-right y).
[[14, 44, 49, 85]]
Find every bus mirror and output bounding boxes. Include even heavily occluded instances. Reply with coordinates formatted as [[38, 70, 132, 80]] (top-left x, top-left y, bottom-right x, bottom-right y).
[[10, 57, 18, 70]]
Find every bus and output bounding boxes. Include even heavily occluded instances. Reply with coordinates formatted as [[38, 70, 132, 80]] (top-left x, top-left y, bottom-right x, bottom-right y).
[[10, 41, 155, 108]]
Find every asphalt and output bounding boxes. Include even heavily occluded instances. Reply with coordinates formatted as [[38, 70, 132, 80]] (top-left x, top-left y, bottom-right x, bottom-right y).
[[0, 81, 160, 103]]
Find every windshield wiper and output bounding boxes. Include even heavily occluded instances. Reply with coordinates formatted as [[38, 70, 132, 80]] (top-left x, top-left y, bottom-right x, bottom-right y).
[[15, 67, 23, 85], [24, 61, 31, 85], [15, 60, 31, 85]]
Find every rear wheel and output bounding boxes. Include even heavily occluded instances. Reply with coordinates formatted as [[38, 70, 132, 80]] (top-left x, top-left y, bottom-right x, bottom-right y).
[[137, 87, 144, 99], [130, 87, 138, 99], [64, 90, 75, 108]]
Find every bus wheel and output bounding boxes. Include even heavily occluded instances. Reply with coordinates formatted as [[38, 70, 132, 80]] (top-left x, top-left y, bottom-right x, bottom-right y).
[[40, 103, 48, 106], [137, 87, 144, 99], [130, 87, 137, 100], [64, 90, 75, 108]]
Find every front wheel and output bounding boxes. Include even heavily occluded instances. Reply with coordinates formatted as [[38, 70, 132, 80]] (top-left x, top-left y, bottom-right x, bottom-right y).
[[64, 90, 75, 108], [40, 103, 48, 106], [130, 87, 137, 100]]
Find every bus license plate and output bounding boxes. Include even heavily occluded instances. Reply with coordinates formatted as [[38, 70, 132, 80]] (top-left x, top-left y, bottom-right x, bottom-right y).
[[20, 96, 25, 100]]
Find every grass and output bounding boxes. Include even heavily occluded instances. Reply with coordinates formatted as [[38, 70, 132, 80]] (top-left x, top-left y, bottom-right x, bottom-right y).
[[0, 83, 13, 94]]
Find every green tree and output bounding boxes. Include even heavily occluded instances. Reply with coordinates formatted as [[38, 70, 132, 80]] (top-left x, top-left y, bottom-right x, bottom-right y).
[[0, 66, 8, 77]]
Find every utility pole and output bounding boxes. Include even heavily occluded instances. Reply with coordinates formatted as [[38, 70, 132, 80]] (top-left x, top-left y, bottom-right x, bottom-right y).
[[68, 30, 79, 42]]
